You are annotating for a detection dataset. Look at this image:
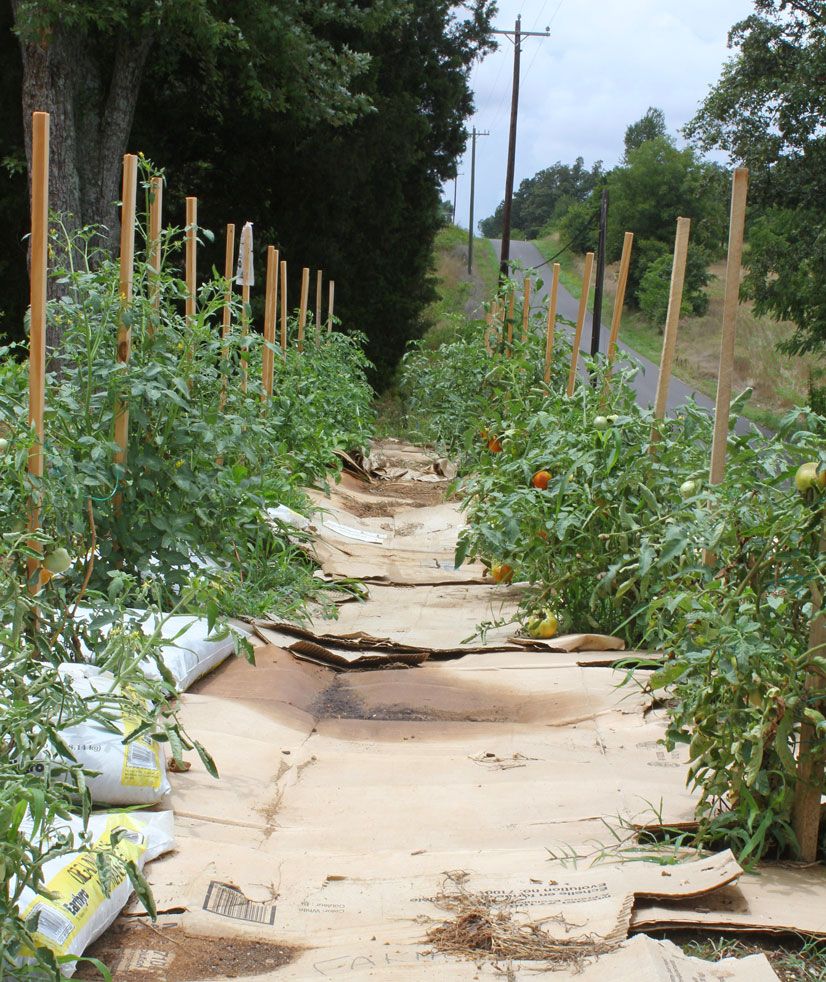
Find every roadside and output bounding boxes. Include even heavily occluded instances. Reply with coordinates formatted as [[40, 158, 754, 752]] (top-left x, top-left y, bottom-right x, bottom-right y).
[[533, 232, 820, 431], [374, 225, 497, 434], [422, 224, 499, 346]]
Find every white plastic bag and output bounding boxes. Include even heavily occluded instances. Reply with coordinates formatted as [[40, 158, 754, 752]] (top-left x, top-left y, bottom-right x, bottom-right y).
[[42, 664, 170, 806], [15, 810, 174, 977]]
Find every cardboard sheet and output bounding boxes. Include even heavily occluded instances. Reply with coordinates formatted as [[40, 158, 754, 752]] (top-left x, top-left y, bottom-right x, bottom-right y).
[[632, 863, 826, 937], [275, 935, 778, 980], [306, 492, 489, 585], [254, 592, 624, 657]]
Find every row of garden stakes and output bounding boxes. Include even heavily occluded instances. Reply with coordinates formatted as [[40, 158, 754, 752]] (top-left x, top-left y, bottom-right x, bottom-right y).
[[481, 166, 825, 864], [26, 109, 335, 574]]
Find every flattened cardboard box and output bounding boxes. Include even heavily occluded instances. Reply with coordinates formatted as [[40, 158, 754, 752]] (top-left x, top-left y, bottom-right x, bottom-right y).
[[142, 843, 741, 950], [272, 934, 778, 981]]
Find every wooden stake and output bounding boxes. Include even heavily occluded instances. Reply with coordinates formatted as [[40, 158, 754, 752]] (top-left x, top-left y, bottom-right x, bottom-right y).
[[27, 111, 49, 593], [703, 169, 748, 567], [240, 225, 252, 392], [606, 231, 634, 366], [651, 217, 691, 439], [506, 288, 515, 357], [521, 275, 531, 343], [221, 224, 236, 343], [298, 266, 310, 353], [567, 251, 594, 397], [327, 280, 335, 335], [315, 269, 323, 347], [543, 263, 560, 385], [262, 246, 277, 399], [217, 224, 235, 418], [113, 153, 138, 513], [185, 196, 197, 322], [792, 517, 826, 862], [280, 260, 288, 358], [148, 176, 163, 323], [708, 168, 749, 486]]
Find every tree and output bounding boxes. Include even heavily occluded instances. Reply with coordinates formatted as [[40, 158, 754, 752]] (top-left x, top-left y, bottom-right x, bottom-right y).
[[685, 0, 826, 357], [479, 158, 603, 239], [604, 136, 728, 307], [623, 106, 667, 159], [4, 1, 495, 381], [127, 0, 495, 383], [10, 0, 379, 247]]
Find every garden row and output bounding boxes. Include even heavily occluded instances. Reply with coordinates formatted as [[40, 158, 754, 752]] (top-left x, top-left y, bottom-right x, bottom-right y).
[[401, 170, 826, 867], [0, 114, 375, 976]]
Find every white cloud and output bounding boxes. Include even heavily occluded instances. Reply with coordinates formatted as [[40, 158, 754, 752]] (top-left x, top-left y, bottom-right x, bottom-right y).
[[451, 0, 754, 230]]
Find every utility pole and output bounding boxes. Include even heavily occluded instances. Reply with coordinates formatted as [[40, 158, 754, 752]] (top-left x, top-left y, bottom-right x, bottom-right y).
[[452, 172, 463, 224], [493, 15, 550, 279], [590, 189, 609, 357], [467, 129, 488, 274]]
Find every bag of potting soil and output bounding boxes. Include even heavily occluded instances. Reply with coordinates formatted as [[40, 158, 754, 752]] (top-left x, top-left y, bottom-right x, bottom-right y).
[[15, 810, 174, 977], [74, 607, 241, 692], [39, 664, 170, 807]]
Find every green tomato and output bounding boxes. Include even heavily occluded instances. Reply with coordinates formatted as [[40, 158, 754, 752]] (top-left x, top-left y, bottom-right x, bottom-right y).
[[606, 414, 619, 424], [795, 461, 825, 494], [679, 479, 698, 499], [593, 416, 609, 431], [44, 547, 72, 574], [0, 437, 8, 452]]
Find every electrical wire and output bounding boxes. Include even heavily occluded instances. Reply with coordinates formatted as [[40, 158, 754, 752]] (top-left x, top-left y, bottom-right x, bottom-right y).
[[525, 204, 600, 271]]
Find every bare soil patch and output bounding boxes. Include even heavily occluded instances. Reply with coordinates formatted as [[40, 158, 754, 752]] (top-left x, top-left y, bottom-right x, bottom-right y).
[[75, 919, 299, 981]]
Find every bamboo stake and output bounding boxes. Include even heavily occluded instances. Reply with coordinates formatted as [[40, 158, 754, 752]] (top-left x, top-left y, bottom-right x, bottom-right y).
[[792, 517, 826, 862], [708, 168, 749, 486], [280, 260, 288, 358], [315, 268, 323, 347], [185, 196, 197, 322], [651, 217, 691, 441], [262, 246, 277, 399], [327, 280, 335, 334], [521, 275, 531, 343], [298, 266, 310, 353], [113, 153, 138, 515], [27, 111, 49, 593], [606, 231, 634, 367], [543, 263, 560, 385], [703, 168, 748, 567], [148, 176, 163, 324], [240, 226, 252, 392], [567, 251, 594, 397]]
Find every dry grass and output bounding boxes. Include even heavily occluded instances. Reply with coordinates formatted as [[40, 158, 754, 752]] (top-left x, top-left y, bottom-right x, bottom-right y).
[[424, 871, 618, 970]]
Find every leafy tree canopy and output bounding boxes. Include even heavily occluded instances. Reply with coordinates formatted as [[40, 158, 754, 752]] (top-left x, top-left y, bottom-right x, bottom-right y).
[[623, 106, 667, 159], [686, 0, 826, 356], [479, 157, 604, 239]]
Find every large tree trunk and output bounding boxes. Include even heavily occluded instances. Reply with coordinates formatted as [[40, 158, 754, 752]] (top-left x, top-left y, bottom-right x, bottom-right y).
[[11, 3, 153, 348]]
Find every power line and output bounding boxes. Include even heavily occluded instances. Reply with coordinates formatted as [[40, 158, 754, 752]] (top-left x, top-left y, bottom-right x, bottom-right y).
[[524, 0, 565, 83]]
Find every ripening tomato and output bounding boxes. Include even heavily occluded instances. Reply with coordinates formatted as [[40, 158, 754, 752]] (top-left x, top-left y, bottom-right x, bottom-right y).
[[491, 563, 513, 584]]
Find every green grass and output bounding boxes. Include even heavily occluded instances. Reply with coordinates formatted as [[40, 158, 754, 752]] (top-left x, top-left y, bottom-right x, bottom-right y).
[[533, 231, 819, 430], [676, 932, 826, 981]]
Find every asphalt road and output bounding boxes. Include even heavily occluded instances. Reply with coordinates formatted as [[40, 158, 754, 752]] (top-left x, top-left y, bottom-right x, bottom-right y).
[[489, 238, 753, 431]]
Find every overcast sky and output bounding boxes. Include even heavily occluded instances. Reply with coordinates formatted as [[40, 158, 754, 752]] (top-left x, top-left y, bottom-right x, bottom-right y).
[[452, 0, 754, 231]]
